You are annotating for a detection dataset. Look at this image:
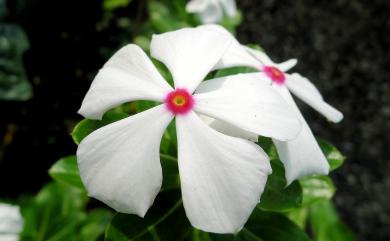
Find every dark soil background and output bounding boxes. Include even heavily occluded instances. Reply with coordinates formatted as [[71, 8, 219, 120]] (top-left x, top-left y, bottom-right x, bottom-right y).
[[0, 0, 389, 241], [236, 0, 390, 240]]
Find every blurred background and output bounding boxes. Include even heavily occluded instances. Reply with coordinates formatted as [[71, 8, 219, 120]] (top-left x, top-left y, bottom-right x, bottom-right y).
[[0, 0, 389, 240]]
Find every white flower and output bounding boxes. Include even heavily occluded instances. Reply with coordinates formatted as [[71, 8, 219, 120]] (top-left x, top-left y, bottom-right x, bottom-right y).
[[186, 0, 237, 23], [77, 26, 301, 233], [204, 24, 344, 184], [0, 204, 23, 241]]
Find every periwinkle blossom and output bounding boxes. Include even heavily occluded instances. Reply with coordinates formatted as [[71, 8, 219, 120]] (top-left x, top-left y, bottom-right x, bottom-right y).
[[77, 26, 301, 233], [0, 204, 23, 241], [186, 0, 237, 23], [204, 25, 344, 184]]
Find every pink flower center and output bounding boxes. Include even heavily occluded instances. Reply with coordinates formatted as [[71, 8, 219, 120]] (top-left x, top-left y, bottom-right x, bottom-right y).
[[263, 66, 286, 85], [164, 88, 194, 115]]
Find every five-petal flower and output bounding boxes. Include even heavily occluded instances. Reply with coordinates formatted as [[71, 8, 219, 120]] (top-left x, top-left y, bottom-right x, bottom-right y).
[[203, 24, 344, 184], [77, 26, 301, 233], [186, 0, 237, 23]]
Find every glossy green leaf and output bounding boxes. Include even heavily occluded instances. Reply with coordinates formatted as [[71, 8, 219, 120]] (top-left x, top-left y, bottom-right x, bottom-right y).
[[105, 191, 190, 241], [135, 100, 158, 113], [79, 209, 114, 241], [300, 176, 336, 206], [310, 200, 357, 241], [152, 56, 174, 87], [259, 159, 303, 212], [20, 182, 114, 241], [103, 0, 132, 11], [49, 155, 85, 190], [192, 229, 213, 241], [148, 0, 190, 33], [257, 137, 279, 160], [71, 110, 129, 144], [205, 209, 312, 241], [20, 183, 88, 241], [220, 11, 243, 34], [318, 139, 345, 171], [213, 66, 257, 79], [287, 208, 308, 229], [160, 154, 180, 191], [133, 35, 151, 52], [160, 120, 177, 154]]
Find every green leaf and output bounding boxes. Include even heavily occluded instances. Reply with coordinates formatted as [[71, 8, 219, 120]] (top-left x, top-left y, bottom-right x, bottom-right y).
[[105, 191, 190, 241], [310, 200, 357, 241], [259, 159, 303, 212], [152, 56, 174, 87], [160, 153, 180, 191], [220, 11, 243, 34], [79, 209, 114, 241], [317, 139, 345, 171], [71, 110, 129, 144], [287, 208, 309, 229], [20, 182, 88, 241], [300, 176, 336, 206], [192, 229, 212, 241], [135, 100, 158, 113], [206, 209, 312, 241], [103, 0, 132, 11], [160, 120, 177, 154], [148, 0, 189, 33], [257, 137, 278, 160], [0, 23, 32, 101], [49, 155, 85, 190], [133, 35, 151, 52], [213, 66, 258, 79]]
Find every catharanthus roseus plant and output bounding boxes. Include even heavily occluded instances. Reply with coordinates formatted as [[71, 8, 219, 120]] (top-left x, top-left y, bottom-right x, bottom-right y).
[[1, 0, 357, 240], [76, 26, 302, 233], [203, 24, 344, 183]]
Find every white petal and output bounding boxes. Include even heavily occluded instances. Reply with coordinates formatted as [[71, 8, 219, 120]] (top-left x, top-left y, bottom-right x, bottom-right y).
[[77, 105, 173, 216], [194, 73, 301, 141], [286, 73, 343, 123], [187, 0, 223, 23], [199, 1, 223, 24], [245, 47, 298, 72], [186, 0, 209, 12], [176, 111, 271, 233], [78, 44, 172, 120], [0, 234, 19, 241], [245, 46, 275, 66], [271, 86, 330, 184], [200, 114, 258, 141], [150, 26, 232, 92], [0, 204, 23, 234], [220, 0, 238, 17], [287, 73, 323, 100], [203, 24, 260, 70], [275, 58, 298, 72]]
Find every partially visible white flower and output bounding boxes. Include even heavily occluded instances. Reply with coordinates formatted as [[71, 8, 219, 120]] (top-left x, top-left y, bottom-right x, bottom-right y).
[[186, 0, 237, 23], [204, 24, 344, 184], [0, 204, 23, 241], [77, 26, 301, 233]]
